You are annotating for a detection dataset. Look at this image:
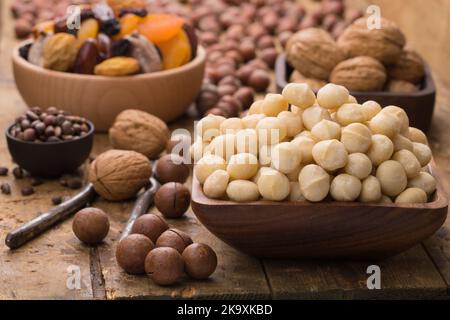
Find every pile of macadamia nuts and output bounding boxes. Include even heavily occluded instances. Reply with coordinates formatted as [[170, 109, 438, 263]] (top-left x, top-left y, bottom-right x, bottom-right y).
[[192, 82, 436, 205]]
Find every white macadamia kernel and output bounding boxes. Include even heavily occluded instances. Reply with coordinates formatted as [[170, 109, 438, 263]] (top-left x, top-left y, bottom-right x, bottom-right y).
[[317, 83, 350, 110], [359, 176, 382, 203], [220, 117, 243, 135], [261, 93, 289, 117], [336, 103, 366, 126], [412, 142, 432, 167], [203, 170, 230, 199], [190, 140, 207, 162], [379, 195, 393, 204], [395, 188, 427, 204], [197, 114, 225, 142], [271, 142, 301, 174], [392, 150, 421, 179], [226, 180, 260, 202], [207, 134, 236, 161], [369, 112, 401, 138], [236, 129, 258, 156], [311, 119, 341, 141], [312, 139, 348, 171], [291, 136, 315, 164], [227, 153, 259, 180], [340, 123, 372, 153], [259, 144, 275, 166], [381, 106, 409, 135], [242, 114, 266, 129], [407, 172, 437, 195], [367, 134, 394, 166], [344, 153, 372, 180], [408, 127, 428, 144], [361, 101, 382, 121], [376, 160, 407, 197], [289, 182, 305, 201], [195, 154, 227, 184], [392, 134, 413, 152], [248, 100, 263, 115], [277, 111, 303, 137], [298, 164, 330, 202], [302, 105, 331, 130], [282, 83, 316, 109], [330, 174, 362, 202], [257, 168, 291, 201], [256, 117, 287, 145]]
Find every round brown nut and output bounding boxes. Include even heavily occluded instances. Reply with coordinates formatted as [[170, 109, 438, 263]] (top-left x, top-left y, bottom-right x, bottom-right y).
[[386, 80, 418, 93], [156, 228, 193, 254], [337, 17, 406, 65], [72, 208, 110, 245], [388, 49, 425, 84], [166, 134, 191, 157], [155, 183, 191, 219], [330, 56, 387, 92], [155, 154, 190, 184], [131, 214, 169, 243], [239, 41, 256, 62], [286, 28, 346, 80], [145, 247, 184, 286], [116, 234, 154, 274], [247, 69, 271, 92], [182, 243, 218, 280], [109, 109, 170, 159], [233, 87, 255, 110], [237, 64, 255, 84], [259, 48, 278, 69]]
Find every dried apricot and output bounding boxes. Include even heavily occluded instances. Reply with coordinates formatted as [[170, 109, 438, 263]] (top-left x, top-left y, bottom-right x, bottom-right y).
[[94, 57, 140, 76], [158, 29, 192, 70], [114, 13, 142, 40], [32, 20, 54, 38], [107, 0, 146, 15], [77, 18, 99, 45], [138, 14, 185, 45]]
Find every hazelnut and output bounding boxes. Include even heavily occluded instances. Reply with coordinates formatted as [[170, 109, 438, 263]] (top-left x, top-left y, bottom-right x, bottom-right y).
[[237, 65, 255, 84], [72, 208, 110, 245], [257, 35, 275, 50], [259, 48, 278, 68], [145, 247, 184, 286], [131, 214, 169, 243], [155, 154, 190, 184], [233, 87, 255, 110], [155, 182, 191, 219], [239, 41, 257, 62], [218, 84, 237, 97], [156, 228, 193, 254], [109, 109, 170, 159], [116, 234, 154, 274], [182, 243, 218, 280], [247, 69, 271, 92]]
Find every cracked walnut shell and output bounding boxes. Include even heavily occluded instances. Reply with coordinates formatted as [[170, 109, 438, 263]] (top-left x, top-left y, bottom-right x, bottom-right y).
[[109, 109, 170, 159], [89, 149, 152, 201], [388, 49, 425, 84], [330, 56, 387, 92], [286, 28, 346, 80], [337, 18, 406, 65]]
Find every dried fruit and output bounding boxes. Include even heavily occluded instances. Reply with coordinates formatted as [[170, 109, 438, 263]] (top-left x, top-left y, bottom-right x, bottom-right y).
[[126, 33, 162, 73], [109, 109, 170, 158], [32, 20, 54, 38], [157, 29, 192, 70], [115, 13, 142, 39], [74, 39, 99, 74], [28, 34, 50, 67], [107, 0, 146, 15], [43, 33, 78, 72], [97, 33, 112, 60], [94, 57, 140, 76], [76, 18, 99, 45], [138, 14, 185, 45], [88, 149, 152, 201]]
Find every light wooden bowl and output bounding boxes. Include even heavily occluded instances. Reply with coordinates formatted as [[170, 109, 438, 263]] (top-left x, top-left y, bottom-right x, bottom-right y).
[[192, 164, 448, 260], [12, 41, 206, 132]]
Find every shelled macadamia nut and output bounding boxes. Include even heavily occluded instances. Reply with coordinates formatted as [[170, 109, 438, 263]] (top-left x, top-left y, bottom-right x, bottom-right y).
[[281, 83, 316, 109], [289, 182, 305, 201], [226, 180, 260, 202], [298, 164, 330, 202], [256, 117, 287, 145], [340, 123, 372, 153], [330, 174, 362, 202], [302, 105, 332, 131], [242, 114, 265, 129], [271, 142, 301, 174], [203, 170, 230, 199], [195, 154, 227, 184], [257, 168, 291, 201], [395, 188, 427, 204], [412, 142, 432, 167], [317, 83, 349, 110], [367, 134, 394, 166], [344, 153, 372, 180], [376, 160, 407, 197], [197, 114, 225, 142], [409, 127, 428, 145], [259, 144, 275, 167], [236, 129, 259, 156], [407, 172, 437, 195], [248, 100, 263, 115], [208, 134, 236, 161], [286, 165, 304, 182], [361, 101, 382, 120], [359, 176, 382, 203], [381, 106, 409, 135], [227, 153, 259, 180], [392, 134, 413, 152], [220, 117, 243, 135], [277, 111, 303, 137], [369, 112, 401, 138], [291, 136, 315, 164], [379, 195, 394, 204], [392, 150, 421, 179], [336, 104, 366, 126], [311, 119, 341, 141], [312, 139, 348, 171], [261, 94, 289, 117]]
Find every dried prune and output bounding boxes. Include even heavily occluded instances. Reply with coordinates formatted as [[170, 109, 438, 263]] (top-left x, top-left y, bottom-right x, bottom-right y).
[[111, 39, 132, 57], [101, 18, 121, 36], [74, 39, 99, 74]]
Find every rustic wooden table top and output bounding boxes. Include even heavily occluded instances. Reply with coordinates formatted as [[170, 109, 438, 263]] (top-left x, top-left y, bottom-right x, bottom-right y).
[[0, 0, 449, 300]]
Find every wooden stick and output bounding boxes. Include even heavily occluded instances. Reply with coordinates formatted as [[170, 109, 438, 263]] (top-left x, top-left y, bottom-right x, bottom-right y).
[[5, 184, 97, 249]]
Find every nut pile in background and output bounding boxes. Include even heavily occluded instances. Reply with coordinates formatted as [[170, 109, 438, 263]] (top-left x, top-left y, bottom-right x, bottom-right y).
[[192, 82, 436, 204], [286, 17, 426, 93]]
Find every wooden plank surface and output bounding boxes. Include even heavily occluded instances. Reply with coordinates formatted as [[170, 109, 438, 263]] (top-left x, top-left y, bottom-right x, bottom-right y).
[[0, 0, 449, 300]]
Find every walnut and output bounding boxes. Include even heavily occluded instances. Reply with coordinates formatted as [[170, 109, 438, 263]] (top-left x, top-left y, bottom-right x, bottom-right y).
[[109, 109, 170, 159], [290, 70, 327, 92], [388, 49, 425, 84], [286, 28, 346, 80], [337, 18, 406, 65], [386, 80, 418, 93], [330, 56, 387, 92], [88, 149, 152, 201], [43, 33, 78, 72]]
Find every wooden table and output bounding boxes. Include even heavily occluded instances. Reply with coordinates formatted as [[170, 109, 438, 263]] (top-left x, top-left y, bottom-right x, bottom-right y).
[[1, 0, 450, 300]]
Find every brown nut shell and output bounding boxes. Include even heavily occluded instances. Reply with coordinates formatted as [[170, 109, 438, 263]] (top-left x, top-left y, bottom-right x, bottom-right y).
[[145, 247, 184, 286], [182, 243, 217, 280], [43, 33, 78, 72], [72, 207, 110, 245], [131, 214, 169, 243], [330, 56, 387, 92], [155, 154, 190, 184], [387, 49, 425, 84], [156, 228, 193, 254], [116, 234, 154, 274], [155, 182, 191, 218], [386, 80, 418, 93]]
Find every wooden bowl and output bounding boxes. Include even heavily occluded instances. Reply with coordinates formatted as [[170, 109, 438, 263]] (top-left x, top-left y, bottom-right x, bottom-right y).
[[12, 41, 206, 132], [5, 121, 94, 178], [191, 165, 448, 260], [275, 54, 436, 132]]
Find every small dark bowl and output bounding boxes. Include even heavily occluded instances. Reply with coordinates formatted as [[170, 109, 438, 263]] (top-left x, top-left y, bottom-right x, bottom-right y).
[[275, 54, 436, 132], [5, 121, 94, 178]]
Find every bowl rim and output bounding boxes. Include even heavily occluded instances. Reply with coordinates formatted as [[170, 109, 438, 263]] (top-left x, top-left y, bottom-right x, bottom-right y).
[[13, 40, 206, 81], [5, 119, 95, 146]]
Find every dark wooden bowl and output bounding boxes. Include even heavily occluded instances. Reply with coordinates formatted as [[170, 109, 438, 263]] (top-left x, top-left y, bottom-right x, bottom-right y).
[[191, 165, 448, 260], [5, 121, 94, 178], [275, 54, 436, 132]]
